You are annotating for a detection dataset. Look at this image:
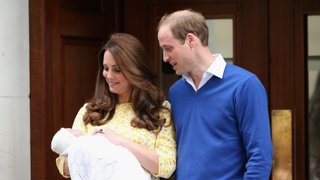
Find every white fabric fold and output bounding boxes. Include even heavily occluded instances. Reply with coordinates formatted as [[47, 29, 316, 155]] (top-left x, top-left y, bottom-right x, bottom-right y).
[[66, 135, 152, 180]]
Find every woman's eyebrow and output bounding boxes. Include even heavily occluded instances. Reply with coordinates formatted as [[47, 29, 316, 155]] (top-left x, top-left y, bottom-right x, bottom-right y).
[[102, 64, 118, 67]]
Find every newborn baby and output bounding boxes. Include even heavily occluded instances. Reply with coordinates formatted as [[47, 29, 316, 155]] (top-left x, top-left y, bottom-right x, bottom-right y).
[[51, 128, 152, 180]]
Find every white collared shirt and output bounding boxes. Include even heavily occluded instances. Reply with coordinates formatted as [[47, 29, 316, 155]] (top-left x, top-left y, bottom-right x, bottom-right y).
[[182, 54, 227, 91]]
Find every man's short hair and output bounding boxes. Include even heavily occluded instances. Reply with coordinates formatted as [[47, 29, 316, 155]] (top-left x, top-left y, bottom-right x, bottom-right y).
[[158, 9, 209, 47]]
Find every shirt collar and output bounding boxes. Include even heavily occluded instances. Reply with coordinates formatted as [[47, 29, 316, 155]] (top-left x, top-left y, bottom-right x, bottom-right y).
[[182, 53, 227, 80], [206, 53, 226, 79]]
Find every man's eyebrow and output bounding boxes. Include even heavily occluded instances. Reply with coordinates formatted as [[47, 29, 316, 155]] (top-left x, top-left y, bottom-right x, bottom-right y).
[[161, 45, 170, 48]]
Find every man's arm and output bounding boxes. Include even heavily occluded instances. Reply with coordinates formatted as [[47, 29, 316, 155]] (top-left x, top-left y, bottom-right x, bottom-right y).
[[235, 76, 273, 179]]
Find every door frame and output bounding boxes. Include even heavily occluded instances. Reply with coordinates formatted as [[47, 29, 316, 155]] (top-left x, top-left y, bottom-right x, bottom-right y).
[[29, 0, 320, 179]]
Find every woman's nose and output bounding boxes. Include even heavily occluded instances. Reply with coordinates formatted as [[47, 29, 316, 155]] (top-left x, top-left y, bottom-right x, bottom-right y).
[[107, 72, 114, 79]]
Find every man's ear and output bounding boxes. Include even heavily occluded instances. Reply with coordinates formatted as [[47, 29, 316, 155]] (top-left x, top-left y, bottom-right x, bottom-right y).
[[186, 33, 195, 48]]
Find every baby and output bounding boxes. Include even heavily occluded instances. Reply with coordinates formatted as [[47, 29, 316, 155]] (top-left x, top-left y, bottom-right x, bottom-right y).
[[51, 128, 152, 180]]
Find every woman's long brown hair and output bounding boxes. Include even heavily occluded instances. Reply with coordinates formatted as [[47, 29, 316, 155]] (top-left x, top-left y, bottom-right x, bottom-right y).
[[83, 33, 171, 132]]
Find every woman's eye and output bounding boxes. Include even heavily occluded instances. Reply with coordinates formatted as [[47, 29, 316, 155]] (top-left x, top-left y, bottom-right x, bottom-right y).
[[115, 69, 121, 73]]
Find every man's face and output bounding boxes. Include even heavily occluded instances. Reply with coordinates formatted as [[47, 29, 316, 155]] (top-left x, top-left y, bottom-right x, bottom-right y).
[[158, 25, 191, 75]]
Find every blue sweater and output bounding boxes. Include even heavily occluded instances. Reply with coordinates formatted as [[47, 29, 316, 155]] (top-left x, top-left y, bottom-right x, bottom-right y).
[[169, 63, 273, 180]]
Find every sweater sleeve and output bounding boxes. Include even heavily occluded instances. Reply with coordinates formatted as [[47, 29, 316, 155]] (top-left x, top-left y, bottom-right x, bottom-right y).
[[152, 101, 177, 178], [55, 104, 88, 177], [235, 76, 273, 179]]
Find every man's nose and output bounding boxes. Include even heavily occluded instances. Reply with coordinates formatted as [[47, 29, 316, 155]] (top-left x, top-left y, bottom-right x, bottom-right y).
[[163, 52, 169, 62]]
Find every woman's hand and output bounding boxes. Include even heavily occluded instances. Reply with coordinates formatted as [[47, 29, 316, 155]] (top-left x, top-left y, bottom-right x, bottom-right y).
[[63, 156, 70, 176], [92, 127, 159, 174], [92, 127, 127, 146]]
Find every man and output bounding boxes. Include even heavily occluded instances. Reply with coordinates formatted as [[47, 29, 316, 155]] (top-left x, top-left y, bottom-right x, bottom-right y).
[[157, 9, 273, 179]]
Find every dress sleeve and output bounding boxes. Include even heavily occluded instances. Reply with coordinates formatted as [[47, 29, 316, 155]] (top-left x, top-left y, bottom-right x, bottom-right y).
[[71, 104, 89, 134], [153, 101, 177, 178], [55, 104, 88, 177], [55, 155, 69, 178]]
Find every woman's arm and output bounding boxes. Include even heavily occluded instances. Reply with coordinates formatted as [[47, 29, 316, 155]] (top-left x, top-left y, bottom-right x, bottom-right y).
[[119, 133, 160, 174], [152, 101, 176, 178], [63, 156, 70, 176], [92, 101, 176, 177], [55, 104, 88, 177], [93, 127, 159, 174], [55, 155, 70, 178]]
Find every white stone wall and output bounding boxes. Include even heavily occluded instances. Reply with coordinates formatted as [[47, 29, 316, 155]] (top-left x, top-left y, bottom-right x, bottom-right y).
[[0, 0, 31, 179]]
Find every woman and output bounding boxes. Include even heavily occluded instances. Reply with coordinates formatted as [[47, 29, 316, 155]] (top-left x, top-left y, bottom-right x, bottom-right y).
[[55, 33, 176, 179]]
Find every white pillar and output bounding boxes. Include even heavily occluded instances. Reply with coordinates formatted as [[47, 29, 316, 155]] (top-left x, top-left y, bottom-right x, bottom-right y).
[[0, 0, 30, 179]]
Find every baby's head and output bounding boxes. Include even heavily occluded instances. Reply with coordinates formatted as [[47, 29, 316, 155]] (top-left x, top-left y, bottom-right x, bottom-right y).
[[51, 128, 81, 155], [66, 128, 85, 137]]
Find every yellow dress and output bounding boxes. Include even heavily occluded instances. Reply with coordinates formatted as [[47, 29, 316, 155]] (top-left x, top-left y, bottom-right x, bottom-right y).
[[56, 101, 176, 178]]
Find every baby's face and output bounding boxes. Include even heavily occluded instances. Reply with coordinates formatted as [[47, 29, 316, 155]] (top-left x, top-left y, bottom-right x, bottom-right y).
[[66, 128, 85, 137]]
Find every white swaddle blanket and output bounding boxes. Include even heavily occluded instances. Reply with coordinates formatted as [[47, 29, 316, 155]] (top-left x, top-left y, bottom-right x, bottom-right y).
[[51, 128, 159, 180], [62, 135, 151, 180]]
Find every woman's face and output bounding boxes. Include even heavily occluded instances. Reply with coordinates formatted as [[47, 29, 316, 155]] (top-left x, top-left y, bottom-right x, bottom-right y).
[[102, 50, 133, 104]]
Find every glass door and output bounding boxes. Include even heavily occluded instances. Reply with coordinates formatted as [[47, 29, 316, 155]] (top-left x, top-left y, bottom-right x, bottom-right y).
[[308, 15, 320, 180]]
